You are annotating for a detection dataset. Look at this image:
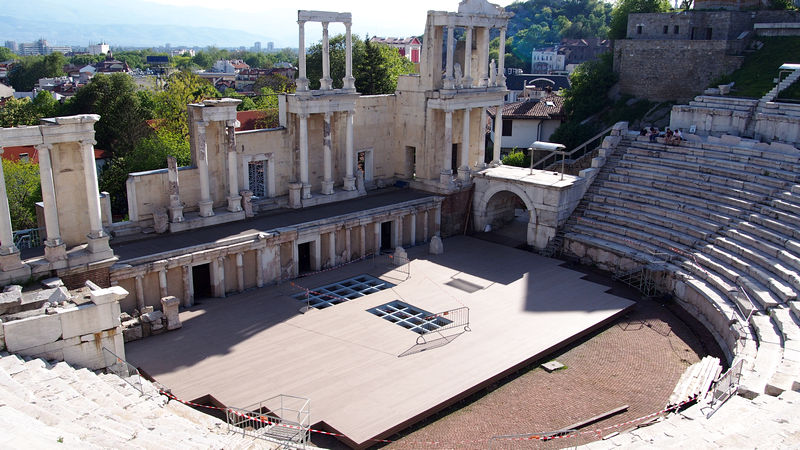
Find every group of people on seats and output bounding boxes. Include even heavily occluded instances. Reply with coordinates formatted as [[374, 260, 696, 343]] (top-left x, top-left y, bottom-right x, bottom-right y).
[[641, 127, 683, 145]]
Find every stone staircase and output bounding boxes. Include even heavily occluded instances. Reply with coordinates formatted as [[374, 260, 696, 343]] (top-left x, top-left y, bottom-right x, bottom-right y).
[[562, 135, 800, 400], [0, 352, 275, 449], [761, 69, 800, 103]]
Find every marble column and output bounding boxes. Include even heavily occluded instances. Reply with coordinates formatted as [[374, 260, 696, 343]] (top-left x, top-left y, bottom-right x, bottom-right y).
[[423, 210, 429, 242], [197, 122, 214, 217], [297, 20, 309, 91], [374, 222, 381, 255], [440, 109, 453, 184], [182, 265, 194, 307], [459, 108, 471, 181], [320, 22, 333, 90], [498, 27, 507, 87], [0, 147, 19, 257], [395, 216, 403, 248], [479, 108, 488, 167], [345, 227, 352, 260], [343, 22, 355, 90], [343, 111, 356, 191], [435, 204, 442, 234], [158, 269, 168, 299], [298, 113, 311, 199], [81, 140, 112, 255], [35, 144, 66, 261], [463, 26, 473, 88], [322, 112, 334, 195], [226, 122, 242, 212], [478, 27, 490, 87], [444, 25, 455, 89], [167, 156, 184, 222], [359, 225, 366, 259], [328, 230, 337, 267], [410, 213, 417, 246], [134, 275, 145, 312], [216, 256, 226, 298], [236, 253, 244, 292], [492, 106, 503, 166], [256, 248, 265, 288]]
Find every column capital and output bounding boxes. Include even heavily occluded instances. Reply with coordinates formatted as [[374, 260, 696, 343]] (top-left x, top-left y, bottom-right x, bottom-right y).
[[135, 274, 144, 281], [298, 111, 310, 119], [78, 139, 98, 147], [297, 19, 306, 27], [35, 143, 53, 151], [322, 21, 329, 29]]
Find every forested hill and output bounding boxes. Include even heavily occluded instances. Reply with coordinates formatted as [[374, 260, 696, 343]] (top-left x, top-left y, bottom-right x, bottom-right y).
[[503, 0, 613, 68]]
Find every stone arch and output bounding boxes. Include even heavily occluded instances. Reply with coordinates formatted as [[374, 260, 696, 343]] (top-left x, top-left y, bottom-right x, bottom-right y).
[[474, 183, 537, 243]]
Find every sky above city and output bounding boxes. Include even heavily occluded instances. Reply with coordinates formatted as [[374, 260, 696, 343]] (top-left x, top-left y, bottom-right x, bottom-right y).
[[144, 0, 518, 47]]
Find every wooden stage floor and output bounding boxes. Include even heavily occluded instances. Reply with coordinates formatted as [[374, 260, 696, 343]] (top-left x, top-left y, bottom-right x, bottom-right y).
[[126, 236, 634, 448]]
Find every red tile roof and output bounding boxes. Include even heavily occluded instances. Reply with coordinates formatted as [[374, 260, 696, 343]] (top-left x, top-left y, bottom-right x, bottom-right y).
[[487, 95, 565, 120]]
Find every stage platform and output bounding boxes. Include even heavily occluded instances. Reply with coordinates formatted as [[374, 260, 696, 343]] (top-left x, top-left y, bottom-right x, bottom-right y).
[[126, 236, 634, 448]]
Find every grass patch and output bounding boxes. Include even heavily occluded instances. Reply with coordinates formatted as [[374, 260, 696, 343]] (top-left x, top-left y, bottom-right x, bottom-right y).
[[725, 37, 800, 99]]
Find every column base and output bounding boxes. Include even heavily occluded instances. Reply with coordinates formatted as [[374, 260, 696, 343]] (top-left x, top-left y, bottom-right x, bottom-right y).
[[199, 200, 214, 217], [321, 180, 334, 195], [443, 77, 455, 90], [227, 195, 243, 212], [463, 77, 473, 89], [0, 246, 24, 271], [439, 170, 453, 184], [169, 205, 184, 223], [301, 183, 312, 199], [458, 167, 471, 181], [490, 159, 502, 168], [498, 74, 507, 88], [343, 76, 355, 90], [342, 176, 356, 191], [87, 232, 112, 256], [288, 182, 302, 208], [44, 239, 67, 262], [296, 78, 310, 92], [320, 78, 333, 90]]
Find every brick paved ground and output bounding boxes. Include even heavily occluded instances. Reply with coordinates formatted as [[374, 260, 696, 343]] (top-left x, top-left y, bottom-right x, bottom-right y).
[[313, 262, 725, 449]]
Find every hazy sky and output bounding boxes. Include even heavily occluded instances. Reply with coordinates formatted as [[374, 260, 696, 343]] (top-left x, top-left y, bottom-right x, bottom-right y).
[[145, 0, 518, 47]]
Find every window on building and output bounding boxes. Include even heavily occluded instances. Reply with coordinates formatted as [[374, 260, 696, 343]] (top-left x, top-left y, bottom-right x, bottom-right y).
[[663, 25, 668, 34], [502, 119, 512, 136], [706, 28, 713, 39], [636, 25, 643, 35], [674, 25, 679, 34], [19, 153, 29, 163], [248, 160, 266, 197]]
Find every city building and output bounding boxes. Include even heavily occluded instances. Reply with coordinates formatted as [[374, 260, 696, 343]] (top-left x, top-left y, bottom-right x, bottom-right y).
[[487, 94, 565, 152], [3, 41, 17, 53], [87, 42, 110, 55], [370, 36, 422, 63], [530, 45, 566, 74]]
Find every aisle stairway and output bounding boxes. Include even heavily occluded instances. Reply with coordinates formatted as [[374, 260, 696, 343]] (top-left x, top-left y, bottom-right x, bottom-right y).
[[0, 352, 274, 449]]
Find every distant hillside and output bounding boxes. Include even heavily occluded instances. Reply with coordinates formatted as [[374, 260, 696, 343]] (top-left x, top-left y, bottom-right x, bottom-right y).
[[504, 0, 612, 68], [0, 15, 274, 48]]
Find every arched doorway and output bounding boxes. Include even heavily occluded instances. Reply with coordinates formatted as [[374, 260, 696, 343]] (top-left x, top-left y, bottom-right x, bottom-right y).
[[480, 190, 532, 248]]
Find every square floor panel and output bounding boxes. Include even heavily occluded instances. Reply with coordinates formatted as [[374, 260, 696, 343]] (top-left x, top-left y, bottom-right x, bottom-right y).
[[294, 274, 395, 309], [368, 300, 452, 335]]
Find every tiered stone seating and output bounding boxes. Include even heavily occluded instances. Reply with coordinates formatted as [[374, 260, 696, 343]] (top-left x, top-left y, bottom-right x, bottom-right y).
[[563, 135, 800, 400], [0, 352, 273, 449]]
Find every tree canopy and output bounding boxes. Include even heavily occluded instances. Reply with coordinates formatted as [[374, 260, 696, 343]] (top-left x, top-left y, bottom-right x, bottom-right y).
[[608, 0, 672, 40], [306, 35, 416, 94], [2, 159, 42, 230], [152, 71, 220, 137], [7, 53, 67, 91], [0, 91, 59, 128]]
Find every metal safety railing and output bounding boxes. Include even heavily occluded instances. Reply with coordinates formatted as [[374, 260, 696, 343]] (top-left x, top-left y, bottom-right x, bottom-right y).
[[416, 306, 470, 345], [227, 394, 310, 446], [102, 347, 144, 394], [706, 359, 744, 418], [530, 124, 616, 171], [12, 227, 44, 249]]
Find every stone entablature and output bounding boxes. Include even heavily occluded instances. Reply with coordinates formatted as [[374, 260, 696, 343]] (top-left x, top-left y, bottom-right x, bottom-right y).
[[110, 195, 443, 313]]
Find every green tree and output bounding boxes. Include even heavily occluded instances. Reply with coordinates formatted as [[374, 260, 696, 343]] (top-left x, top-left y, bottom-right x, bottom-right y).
[[561, 52, 617, 122], [99, 129, 190, 213], [0, 47, 17, 61], [61, 73, 153, 155], [0, 97, 38, 127], [2, 159, 42, 230], [608, 0, 671, 40], [7, 53, 67, 91], [356, 37, 390, 94], [70, 54, 104, 67], [153, 71, 220, 137]]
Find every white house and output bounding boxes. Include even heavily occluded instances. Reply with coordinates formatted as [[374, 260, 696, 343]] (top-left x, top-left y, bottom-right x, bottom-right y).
[[487, 95, 566, 153], [531, 46, 566, 74]]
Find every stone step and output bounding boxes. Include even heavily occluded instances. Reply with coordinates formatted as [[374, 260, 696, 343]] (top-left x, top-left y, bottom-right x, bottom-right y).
[[583, 209, 699, 248], [748, 212, 800, 242], [596, 185, 736, 226], [574, 217, 687, 258], [701, 244, 784, 310], [769, 306, 800, 342], [629, 141, 800, 173], [599, 194, 722, 233], [586, 203, 712, 241], [605, 177, 748, 218], [715, 235, 798, 302]]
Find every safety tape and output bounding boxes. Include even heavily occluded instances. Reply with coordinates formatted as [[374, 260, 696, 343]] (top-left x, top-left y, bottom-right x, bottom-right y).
[[159, 388, 696, 445]]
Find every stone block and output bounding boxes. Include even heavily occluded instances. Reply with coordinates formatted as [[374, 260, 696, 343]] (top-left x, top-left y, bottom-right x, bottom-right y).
[[393, 247, 408, 266], [60, 302, 118, 340], [40, 277, 64, 288], [160, 296, 182, 331], [541, 360, 565, 372], [0, 290, 22, 315], [153, 207, 169, 234], [20, 287, 69, 312], [122, 324, 143, 342], [90, 285, 128, 305], [141, 310, 163, 324], [428, 235, 444, 255], [3, 313, 63, 352]]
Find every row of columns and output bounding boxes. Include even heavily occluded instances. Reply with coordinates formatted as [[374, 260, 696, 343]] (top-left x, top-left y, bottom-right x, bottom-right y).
[[442, 25, 507, 90], [297, 19, 355, 92], [296, 111, 356, 199], [124, 203, 441, 310], [193, 119, 242, 216], [440, 107, 488, 183]]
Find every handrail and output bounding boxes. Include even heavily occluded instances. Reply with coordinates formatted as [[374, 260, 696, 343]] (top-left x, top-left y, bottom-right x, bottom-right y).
[[530, 124, 616, 171]]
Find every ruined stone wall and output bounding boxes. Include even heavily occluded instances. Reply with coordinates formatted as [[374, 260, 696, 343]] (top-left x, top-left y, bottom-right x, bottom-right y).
[[354, 94, 398, 185], [51, 141, 91, 247], [614, 39, 744, 101], [236, 128, 293, 197], [626, 11, 752, 40], [440, 188, 473, 237]]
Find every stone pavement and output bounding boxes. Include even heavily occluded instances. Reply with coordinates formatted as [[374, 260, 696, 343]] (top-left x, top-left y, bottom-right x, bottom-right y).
[[311, 266, 723, 449]]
